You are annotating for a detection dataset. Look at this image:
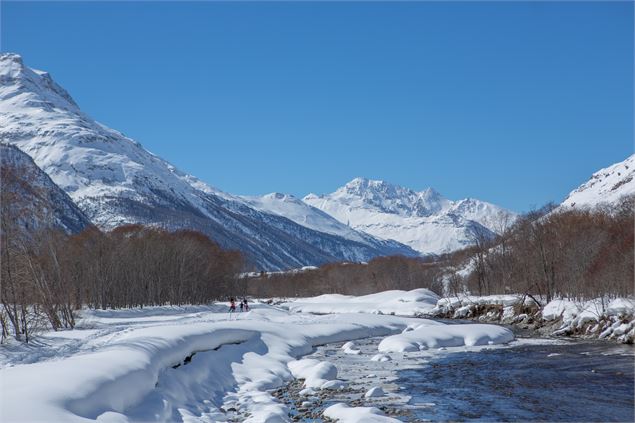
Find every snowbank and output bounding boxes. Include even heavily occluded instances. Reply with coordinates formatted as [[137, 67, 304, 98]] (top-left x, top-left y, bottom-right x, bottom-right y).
[[542, 297, 635, 342], [282, 288, 440, 316], [608, 298, 635, 317], [323, 403, 401, 423], [0, 307, 413, 423], [431, 293, 635, 343], [378, 323, 514, 353], [0, 293, 517, 422], [288, 358, 339, 389], [434, 294, 524, 313]]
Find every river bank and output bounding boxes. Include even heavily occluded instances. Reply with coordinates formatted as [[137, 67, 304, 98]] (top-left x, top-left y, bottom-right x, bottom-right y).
[[279, 289, 635, 344], [428, 295, 635, 344]]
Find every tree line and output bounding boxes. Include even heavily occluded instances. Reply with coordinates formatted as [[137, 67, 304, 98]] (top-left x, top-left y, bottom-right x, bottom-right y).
[[454, 197, 634, 305], [1, 222, 242, 342], [242, 198, 634, 307], [239, 256, 443, 298]]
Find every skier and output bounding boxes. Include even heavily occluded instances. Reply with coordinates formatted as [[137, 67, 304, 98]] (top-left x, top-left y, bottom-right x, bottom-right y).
[[239, 301, 244, 312], [243, 298, 249, 312]]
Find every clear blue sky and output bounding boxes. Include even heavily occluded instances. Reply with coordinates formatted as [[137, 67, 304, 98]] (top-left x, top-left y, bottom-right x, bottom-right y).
[[2, 1, 633, 211]]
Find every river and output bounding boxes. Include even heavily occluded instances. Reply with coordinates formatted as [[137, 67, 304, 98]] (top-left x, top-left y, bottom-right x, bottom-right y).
[[280, 334, 634, 422], [397, 339, 634, 422]]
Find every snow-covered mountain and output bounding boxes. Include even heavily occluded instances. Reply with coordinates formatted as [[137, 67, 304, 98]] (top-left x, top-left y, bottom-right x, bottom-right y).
[[242, 192, 416, 254], [0, 143, 92, 234], [561, 154, 635, 209], [304, 178, 517, 255], [0, 53, 417, 270]]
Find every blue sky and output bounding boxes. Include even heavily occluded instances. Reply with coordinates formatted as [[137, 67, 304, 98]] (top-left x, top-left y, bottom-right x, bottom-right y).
[[2, 1, 632, 211]]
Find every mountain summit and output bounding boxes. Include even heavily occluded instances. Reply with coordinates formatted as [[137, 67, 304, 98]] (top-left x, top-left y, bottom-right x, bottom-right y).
[[332, 178, 450, 218], [304, 178, 517, 255]]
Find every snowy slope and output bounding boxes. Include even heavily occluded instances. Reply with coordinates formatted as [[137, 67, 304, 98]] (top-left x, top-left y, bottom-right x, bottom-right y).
[[0, 53, 415, 270], [0, 143, 92, 234], [242, 192, 418, 256], [304, 178, 517, 255], [561, 154, 635, 209]]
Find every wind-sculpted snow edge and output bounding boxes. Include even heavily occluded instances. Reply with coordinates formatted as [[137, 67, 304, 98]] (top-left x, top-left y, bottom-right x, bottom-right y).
[[1, 313, 413, 422]]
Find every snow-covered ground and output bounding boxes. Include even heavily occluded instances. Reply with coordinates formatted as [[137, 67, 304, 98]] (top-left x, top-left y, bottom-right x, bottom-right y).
[[5, 288, 630, 422], [0, 298, 514, 423], [281, 288, 440, 317], [281, 289, 635, 343], [432, 293, 635, 343]]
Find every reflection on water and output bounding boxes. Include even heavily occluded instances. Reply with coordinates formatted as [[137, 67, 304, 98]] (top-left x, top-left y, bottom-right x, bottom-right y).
[[398, 340, 634, 422]]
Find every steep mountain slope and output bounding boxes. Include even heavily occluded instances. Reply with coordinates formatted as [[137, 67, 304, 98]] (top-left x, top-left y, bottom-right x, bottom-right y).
[[0, 143, 92, 234], [561, 154, 635, 209], [242, 192, 417, 256], [0, 53, 416, 270], [304, 178, 517, 255]]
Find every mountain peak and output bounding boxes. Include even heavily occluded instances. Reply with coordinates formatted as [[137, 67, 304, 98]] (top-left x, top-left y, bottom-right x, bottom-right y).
[[344, 177, 387, 190], [341, 177, 411, 198], [0, 52, 23, 62], [0, 52, 79, 112], [304, 178, 518, 254], [323, 177, 448, 218], [0, 52, 26, 78]]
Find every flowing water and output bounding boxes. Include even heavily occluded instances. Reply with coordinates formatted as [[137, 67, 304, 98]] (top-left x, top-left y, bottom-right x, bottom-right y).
[[397, 340, 634, 422], [287, 335, 634, 422]]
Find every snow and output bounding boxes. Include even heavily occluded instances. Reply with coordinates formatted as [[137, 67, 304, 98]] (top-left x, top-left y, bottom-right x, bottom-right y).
[[436, 294, 523, 309], [241, 192, 418, 258], [341, 341, 362, 354], [304, 177, 517, 255], [323, 403, 401, 423], [364, 386, 385, 398], [540, 297, 635, 342], [0, 293, 515, 422], [378, 322, 513, 353], [542, 298, 612, 327], [1, 305, 408, 422], [607, 298, 635, 317], [370, 353, 392, 362], [288, 359, 339, 389], [282, 288, 441, 317], [561, 154, 635, 209], [432, 294, 529, 319], [431, 292, 635, 343], [242, 193, 370, 244], [542, 299, 580, 321]]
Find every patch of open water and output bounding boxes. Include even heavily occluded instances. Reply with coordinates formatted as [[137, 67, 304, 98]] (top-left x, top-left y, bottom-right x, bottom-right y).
[[399, 339, 634, 422], [286, 335, 634, 422]]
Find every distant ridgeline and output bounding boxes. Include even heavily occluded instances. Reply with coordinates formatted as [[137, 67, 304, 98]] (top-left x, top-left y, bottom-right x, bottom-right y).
[[242, 195, 633, 303], [0, 52, 531, 272]]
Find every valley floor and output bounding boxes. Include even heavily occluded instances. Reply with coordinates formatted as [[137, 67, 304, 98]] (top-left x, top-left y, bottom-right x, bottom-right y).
[[0, 295, 511, 423], [1, 288, 633, 423]]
